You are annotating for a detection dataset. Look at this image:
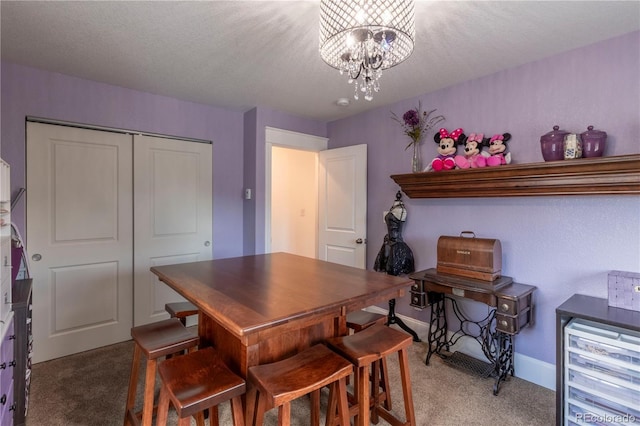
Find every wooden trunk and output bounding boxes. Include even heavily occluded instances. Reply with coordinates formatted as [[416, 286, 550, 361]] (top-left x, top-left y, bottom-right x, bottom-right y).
[[436, 233, 502, 281]]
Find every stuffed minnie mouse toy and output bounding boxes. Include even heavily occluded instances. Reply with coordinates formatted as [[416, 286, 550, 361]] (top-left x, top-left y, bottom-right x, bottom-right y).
[[455, 133, 489, 169], [431, 128, 464, 171], [486, 133, 512, 166]]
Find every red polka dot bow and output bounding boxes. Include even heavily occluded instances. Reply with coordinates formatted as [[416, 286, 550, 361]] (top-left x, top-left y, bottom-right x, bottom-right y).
[[439, 128, 464, 141]]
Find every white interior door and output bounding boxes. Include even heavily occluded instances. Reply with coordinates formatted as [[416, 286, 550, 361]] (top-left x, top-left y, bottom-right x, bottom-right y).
[[318, 144, 367, 268], [27, 122, 133, 363], [133, 135, 212, 326]]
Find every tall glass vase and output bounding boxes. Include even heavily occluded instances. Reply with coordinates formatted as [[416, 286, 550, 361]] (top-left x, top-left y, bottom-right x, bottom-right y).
[[411, 142, 422, 173]]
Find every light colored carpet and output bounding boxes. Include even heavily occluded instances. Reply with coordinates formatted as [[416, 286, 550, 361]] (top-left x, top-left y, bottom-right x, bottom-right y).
[[27, 336, 555, 425]]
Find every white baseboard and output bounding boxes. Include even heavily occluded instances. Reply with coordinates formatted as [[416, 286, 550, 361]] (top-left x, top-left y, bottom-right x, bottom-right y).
[[364, 306, 555, 390]]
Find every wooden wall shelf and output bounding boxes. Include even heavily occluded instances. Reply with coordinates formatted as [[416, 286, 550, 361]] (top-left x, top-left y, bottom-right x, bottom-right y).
[[390, 154, 640, 198]]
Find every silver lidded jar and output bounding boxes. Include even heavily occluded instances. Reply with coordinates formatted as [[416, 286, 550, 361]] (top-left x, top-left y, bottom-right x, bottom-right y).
[[540, 125, 569, 161], [580, 125, 607, 157]]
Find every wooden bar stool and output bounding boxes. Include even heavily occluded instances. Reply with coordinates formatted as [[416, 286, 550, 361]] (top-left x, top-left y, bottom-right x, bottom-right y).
[[246, 344, 353, 426], [124, 318, 200, 426], [165, 301, 199, 326], [326, 324, 416, 426], [155, 347, 246, 426], [345, 310, 392, 415], [346, 310, 387, 333]]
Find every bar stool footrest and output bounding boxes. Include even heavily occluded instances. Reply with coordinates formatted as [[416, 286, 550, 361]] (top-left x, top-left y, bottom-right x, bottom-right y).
[[377, 407, 412, 426]]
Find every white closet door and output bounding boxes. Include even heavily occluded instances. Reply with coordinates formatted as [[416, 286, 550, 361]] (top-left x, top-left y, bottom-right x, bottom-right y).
[[27, 122, 133, 363], [133, 135, 212, 326]]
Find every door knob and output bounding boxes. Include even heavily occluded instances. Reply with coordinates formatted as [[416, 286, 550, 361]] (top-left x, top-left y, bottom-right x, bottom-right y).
[[32, 253, 42, 261], [204, 241, 211, 247], [355, 238, 364, 244]]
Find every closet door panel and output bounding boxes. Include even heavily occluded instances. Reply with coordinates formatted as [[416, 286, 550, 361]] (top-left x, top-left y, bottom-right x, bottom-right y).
[[52, 141, 119, 241], [27, 122, 133, 363], [133, 135, 212, 326], [151, 150, 199, 235], [51, 261, 119, 330]]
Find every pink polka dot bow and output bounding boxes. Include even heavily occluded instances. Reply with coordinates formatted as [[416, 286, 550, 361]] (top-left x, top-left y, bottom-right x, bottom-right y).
[[467, 133, 484, 142], [439, 128, 464, 141]]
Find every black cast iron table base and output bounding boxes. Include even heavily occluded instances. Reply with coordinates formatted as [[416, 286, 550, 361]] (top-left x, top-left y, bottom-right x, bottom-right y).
[[425, 292, 514, 395], [386, 299, 421, 342]]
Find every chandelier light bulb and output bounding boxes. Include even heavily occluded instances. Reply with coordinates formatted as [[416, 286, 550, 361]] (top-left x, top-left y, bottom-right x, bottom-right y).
[[319, 0, 415, 101]]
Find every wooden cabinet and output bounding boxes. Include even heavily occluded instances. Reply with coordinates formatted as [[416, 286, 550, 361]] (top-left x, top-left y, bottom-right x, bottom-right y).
[[556, 294, 640, 425], [12, 279, 32, 426], [1, 159, 11, 323], [391, 154, 640, 198], [0, 158, 15, 426], [0, 317, 15, 426]]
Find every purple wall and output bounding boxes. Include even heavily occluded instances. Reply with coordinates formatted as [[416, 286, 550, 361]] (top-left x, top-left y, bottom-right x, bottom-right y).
[[1, 62, 245, 260], [327, 32, 640, 364], [243, 108, 258, 256]]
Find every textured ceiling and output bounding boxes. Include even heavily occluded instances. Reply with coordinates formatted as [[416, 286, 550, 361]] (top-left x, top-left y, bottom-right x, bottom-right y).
[[1, 1, 639, 122]]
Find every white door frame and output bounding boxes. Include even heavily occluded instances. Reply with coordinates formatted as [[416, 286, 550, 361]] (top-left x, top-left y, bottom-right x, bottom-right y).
[[264, 127, 328, 254]]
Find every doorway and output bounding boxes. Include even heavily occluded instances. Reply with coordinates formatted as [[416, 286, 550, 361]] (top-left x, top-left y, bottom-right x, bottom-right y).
[[270, 146, 318, 258], [265, 127, 327, 256], [265, 127, 368, 269]]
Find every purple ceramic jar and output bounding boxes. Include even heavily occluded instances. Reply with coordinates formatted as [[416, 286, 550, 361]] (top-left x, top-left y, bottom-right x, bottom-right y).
[[580, 125, 607, 157], [540, 125, 569, 161]]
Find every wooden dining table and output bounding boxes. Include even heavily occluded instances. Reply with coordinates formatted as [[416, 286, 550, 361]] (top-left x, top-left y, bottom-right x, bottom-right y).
[[150, 252, 413, 422]]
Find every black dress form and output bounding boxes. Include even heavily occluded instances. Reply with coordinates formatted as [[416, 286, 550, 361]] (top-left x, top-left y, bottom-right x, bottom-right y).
[[372, 192, 420, 342], [374, 210, 415, 276]]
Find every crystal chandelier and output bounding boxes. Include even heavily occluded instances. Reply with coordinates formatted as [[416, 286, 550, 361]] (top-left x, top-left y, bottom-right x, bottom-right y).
[[319, 0, 415, 101]]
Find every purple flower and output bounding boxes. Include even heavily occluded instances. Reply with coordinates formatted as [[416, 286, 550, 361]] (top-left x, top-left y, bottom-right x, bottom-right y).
[[403, 109, 420, 127], [391, 103, 445, 150]]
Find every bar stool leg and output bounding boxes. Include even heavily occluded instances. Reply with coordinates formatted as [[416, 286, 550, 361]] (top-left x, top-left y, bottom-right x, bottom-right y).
[[208, 405, 219, 426], [326, 383, 337, 426], [156, 385, 170, 426], [142, 358, 158, 426], [252, 388, 267, 426], [380, 358, 392, 410], [310, 389, 320, 426], [336, 378, 350, 426], [278, 401, 291, 425], [194, 411, 206, 426], [124, 344, 142, 426], [356, 365, 370, 426], [230, 395, 245, 426], [245, 386, 259, 426], [371, 360, 380, 424], [398, 347, 416, 425]]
